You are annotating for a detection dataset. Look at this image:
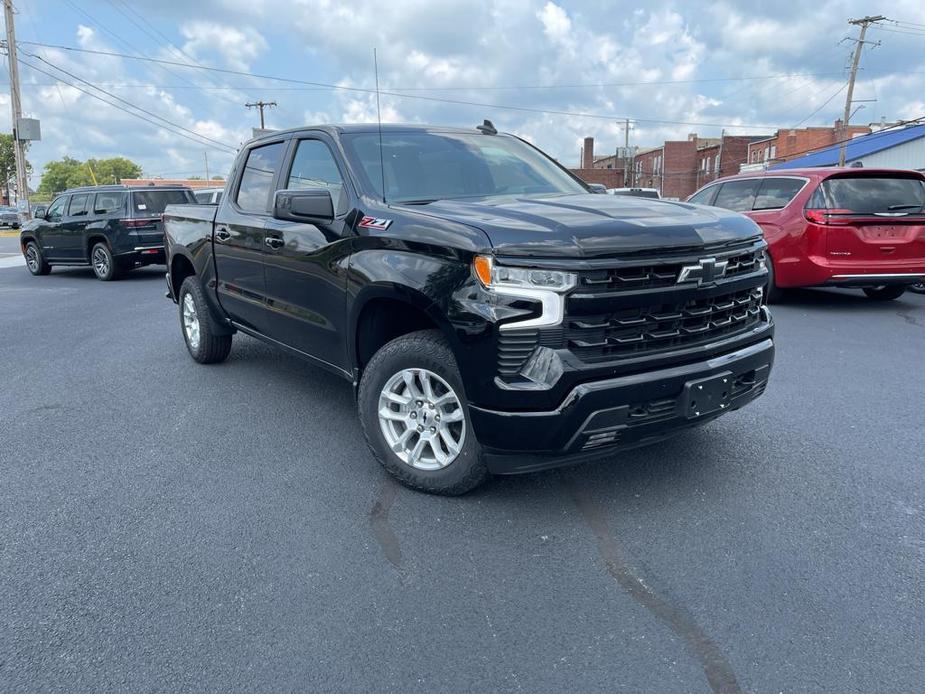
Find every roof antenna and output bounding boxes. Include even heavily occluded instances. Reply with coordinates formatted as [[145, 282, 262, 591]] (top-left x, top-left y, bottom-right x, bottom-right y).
[[477, 119, 497, 135], [374, 48, 387, 203]]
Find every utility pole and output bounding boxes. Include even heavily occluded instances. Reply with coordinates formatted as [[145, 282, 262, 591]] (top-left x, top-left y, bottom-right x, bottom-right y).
[[839, 15, 884, 166], [245, 100, 277, 130], [623, 118, 631, 187], [3, 0, 29, 214], [204, 151, 210, 181]]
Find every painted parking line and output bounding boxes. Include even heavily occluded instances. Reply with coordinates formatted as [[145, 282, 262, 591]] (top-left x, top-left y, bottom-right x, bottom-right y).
[[0, 253, 25, 269]]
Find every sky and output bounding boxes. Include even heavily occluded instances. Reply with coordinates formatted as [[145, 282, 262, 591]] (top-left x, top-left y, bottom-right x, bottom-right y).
[[3, 0, 925, 187]]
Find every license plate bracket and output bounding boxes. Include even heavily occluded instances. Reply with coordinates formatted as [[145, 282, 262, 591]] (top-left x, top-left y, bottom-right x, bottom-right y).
[[682, 371, 734, 419]]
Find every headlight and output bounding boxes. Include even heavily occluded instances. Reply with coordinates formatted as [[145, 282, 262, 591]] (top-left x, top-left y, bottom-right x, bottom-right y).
[[473, 255, 577, 292], [473, 255, 575, 331]]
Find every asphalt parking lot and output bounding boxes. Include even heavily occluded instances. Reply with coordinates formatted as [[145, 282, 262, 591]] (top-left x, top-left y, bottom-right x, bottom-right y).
[[1, 260, 923, 693]]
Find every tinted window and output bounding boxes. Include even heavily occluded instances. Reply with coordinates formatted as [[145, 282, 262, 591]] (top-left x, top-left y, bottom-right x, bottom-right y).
[[46, 196, 67, 222], [194, 190, 213, 204], [753, 178, 805, 211], [341, 132, 585, 203], [713, 179, 760, 212], [94, 192, 126, 215], [237, 142, 285, 212], [286, 139, 345, 212], [68, 193, 89, 216], [215, 190, 223, 203], [131, 190, 195, 216], [688, 185, 718, 206], [818, 176, 925, 214]]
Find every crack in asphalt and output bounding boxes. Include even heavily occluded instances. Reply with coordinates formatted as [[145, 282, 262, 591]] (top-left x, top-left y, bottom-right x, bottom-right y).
[[897, 309, 923, 328], [569, 481, 742, 694], [370, 477, 402, 570]]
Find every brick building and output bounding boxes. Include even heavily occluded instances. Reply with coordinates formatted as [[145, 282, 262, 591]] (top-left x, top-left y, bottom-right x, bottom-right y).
[[695, 136, 767, 187], [571, 136, 627, 188], [744, 120, 871, 168]]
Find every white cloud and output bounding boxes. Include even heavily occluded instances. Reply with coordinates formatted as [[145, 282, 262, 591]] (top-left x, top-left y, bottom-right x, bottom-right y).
[[180, 21, 268, 71]]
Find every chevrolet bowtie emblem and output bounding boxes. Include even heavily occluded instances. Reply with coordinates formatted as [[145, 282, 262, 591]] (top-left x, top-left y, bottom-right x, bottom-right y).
[[677, 257, 729, 285]]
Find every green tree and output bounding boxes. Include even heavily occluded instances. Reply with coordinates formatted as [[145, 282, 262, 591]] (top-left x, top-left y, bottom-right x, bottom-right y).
[[0, 133, 32, 203], [37, 156, 142, 194]]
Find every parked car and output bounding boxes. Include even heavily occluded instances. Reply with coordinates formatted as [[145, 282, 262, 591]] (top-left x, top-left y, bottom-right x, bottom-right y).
[[607, 187, 661, 199], [0, 205, 21, 228], [20, 184, 196, 280], [164, 123, 774, 495], [687, 168, 925, 301], [193, 187, 224, 205]]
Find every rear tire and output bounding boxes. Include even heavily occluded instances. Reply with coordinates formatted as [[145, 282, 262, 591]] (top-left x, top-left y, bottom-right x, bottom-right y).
[[357, 330, 489, 495], [178, 276, 233, 364], [908, 282, 925, 295], [24, 241, 50, 275], [91, 242, 121, 281], [863, 285, 906, 301]]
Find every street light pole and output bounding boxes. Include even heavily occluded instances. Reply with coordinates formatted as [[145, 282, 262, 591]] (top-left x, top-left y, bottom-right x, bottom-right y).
[[3, 0, 29, 214]]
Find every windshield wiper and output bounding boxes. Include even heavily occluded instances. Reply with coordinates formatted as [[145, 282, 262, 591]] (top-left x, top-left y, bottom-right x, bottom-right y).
[[396, 198, 440, 205], [887, 204, 923, 211]]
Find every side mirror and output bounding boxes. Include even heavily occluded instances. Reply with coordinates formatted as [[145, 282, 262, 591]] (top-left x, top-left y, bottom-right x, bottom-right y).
[[273, 188, 334, 224], [587, 183, 607, 194]]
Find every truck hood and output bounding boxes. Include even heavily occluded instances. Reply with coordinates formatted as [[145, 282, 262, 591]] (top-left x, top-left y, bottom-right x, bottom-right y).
[[398, 193, 761, 258]]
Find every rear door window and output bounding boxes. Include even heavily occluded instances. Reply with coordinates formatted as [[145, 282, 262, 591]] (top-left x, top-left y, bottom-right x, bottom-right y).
[[712, 179, 760, 212], [94, 192, 126, 215], [236, 141, 286, 213], [819, 176, 925, 214], [753, 178, 805, 211], [67, 193, 90, 217], [130, 190, 195, 216]]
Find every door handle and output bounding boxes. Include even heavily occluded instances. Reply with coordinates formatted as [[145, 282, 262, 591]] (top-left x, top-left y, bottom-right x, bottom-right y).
[[265, 236, 284, 249], [215, 227, 231, 241]]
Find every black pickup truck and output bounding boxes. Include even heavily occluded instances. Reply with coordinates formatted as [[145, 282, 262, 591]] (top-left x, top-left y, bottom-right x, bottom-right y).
[[164, 123, 774, 494]]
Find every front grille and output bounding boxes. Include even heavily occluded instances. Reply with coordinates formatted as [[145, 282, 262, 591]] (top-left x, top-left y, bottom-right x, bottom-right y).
[[566, 287, 763, 363], [577, 246, 763, 293]]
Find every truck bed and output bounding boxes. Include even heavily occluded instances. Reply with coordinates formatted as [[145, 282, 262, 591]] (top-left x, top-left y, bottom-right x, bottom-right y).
[[163, 203, 218, 252]]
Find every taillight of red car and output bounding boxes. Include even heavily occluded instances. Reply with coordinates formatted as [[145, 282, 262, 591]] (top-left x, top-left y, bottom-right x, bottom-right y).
[[804, 208, 856, 225]]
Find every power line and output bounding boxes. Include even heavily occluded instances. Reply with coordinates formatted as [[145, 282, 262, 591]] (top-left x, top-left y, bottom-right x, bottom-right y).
[[10, 41, 839, 131], [19, 50, 237, 151], [17, 56, 237, 153], [792, 81, 848, 128]]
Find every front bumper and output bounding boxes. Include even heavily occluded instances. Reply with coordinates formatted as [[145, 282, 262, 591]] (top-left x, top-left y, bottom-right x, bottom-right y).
[[470, 337, 774, 474]]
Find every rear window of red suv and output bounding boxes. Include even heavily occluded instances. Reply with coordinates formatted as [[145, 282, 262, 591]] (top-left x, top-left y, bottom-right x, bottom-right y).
[[813, 176, 925, 214]]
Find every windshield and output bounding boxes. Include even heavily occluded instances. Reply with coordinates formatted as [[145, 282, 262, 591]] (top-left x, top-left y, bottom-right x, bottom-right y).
[[815, 176, 925, 214], [341, 131, 586, 203]]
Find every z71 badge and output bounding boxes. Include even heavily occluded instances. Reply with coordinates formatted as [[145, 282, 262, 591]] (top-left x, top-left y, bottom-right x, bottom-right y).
[[358, 216, 393, 231]]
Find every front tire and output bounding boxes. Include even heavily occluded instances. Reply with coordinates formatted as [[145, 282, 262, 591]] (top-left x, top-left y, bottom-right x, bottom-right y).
[[358, 330, 489, 495], [178, 276, 233, 363], [91, 242, 121, 281], [24, 241, 50, 275], [863, 285, 906, 301]]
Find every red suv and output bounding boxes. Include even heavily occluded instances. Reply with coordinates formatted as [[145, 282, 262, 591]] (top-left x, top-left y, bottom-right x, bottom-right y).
[[687, 168, 925, 301]]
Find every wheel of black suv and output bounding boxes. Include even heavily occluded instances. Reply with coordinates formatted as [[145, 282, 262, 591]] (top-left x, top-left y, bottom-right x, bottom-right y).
[[90, 242, 121, 281], [24, 241, 50, 275], [178, 276, 233, 364], [358, 330, 489, 495], [910, 282, 925, 295], [863, 285, 906, 301], [763, 254, 784, 304]]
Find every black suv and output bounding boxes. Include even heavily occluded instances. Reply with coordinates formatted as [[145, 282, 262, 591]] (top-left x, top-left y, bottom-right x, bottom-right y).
[[20, 184, 196, 280]]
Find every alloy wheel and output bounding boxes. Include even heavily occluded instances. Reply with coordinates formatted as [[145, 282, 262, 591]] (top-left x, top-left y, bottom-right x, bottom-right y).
[[377, 368, 466, 471], [182, 292, 201, 351], [92, 247, 110, 277], [25, 245, 38, 272]]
